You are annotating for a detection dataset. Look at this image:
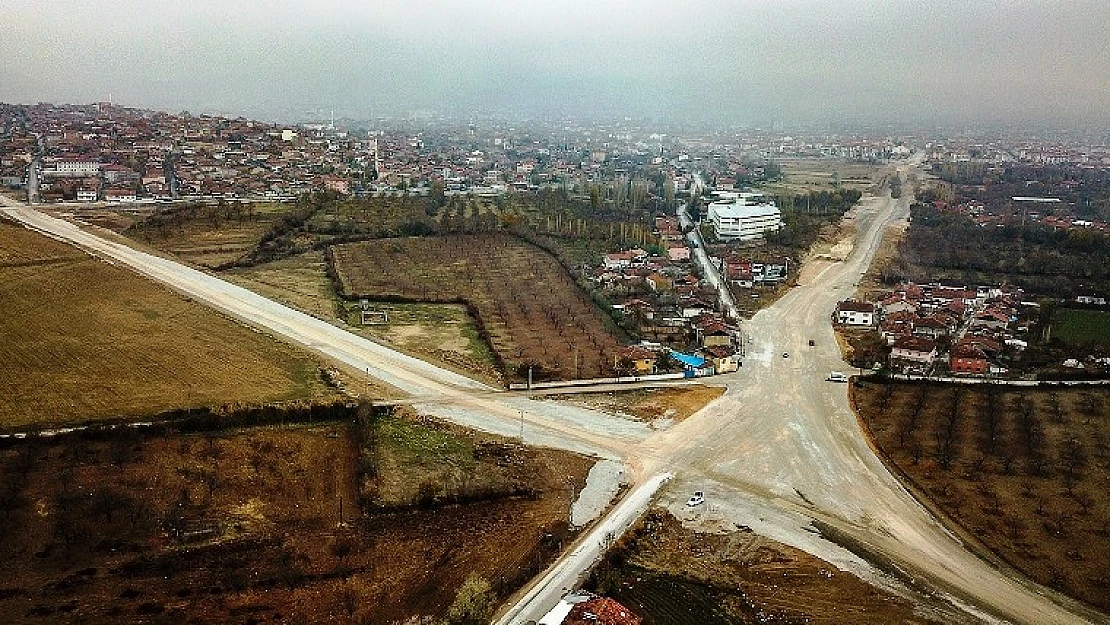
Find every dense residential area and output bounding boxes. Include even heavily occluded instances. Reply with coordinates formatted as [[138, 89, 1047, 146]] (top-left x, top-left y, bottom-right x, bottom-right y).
[[4, 102, 919, 206], [836, 281, 1110, 378]]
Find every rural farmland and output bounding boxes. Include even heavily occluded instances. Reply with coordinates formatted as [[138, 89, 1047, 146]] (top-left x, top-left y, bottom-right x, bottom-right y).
[[0, 219, 336, 430], [330, 233, 627, 382], [854, 381, 1110, 612]]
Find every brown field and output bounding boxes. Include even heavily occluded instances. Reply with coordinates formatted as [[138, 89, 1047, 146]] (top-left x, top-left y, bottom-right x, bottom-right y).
[[0, 220, 335, 430], [590, 510, 938, 625], [853, 381, 1110, 612], [761, 159, 882, 196], [0, 410, 592, 623], [331, 233, 627, 382], [547, 385, 725, 425]]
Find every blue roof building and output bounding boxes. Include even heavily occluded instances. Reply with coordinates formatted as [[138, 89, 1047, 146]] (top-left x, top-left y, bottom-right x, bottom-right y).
[[669, 350, 706, 369]]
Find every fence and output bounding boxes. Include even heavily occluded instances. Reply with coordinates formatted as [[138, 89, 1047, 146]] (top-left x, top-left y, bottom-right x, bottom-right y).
[[508, 372, 687, 391]]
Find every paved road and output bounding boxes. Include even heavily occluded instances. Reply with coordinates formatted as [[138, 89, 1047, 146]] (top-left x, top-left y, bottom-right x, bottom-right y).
[[2, 172, 1102, 624], [677, 177, 740, 320]]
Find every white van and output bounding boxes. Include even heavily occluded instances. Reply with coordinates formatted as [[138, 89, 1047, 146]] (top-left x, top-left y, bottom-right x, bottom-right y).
[[827, 371, 849, 383]]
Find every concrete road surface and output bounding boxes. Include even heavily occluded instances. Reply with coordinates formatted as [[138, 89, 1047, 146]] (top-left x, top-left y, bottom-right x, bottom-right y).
[[3, 168, 1104, 624]]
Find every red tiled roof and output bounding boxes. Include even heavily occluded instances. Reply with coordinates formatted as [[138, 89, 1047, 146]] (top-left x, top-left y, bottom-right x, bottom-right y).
[[892, 336, 936, 354], [565, 598, 642, 625], [837, 299, 875, 313]]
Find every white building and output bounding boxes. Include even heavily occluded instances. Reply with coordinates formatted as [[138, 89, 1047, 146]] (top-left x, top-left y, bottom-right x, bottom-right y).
[[46, 159, 101, 176], [706, 192, 783, 241], [835, 300, 876, 326]]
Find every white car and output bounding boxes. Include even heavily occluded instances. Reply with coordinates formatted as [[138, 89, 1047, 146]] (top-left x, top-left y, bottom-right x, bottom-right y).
[[827, 371, 848, 383], [686, 491, 705, 507]]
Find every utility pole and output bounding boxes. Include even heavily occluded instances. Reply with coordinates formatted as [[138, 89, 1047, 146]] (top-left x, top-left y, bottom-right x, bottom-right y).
[[519, 410, 525, 445]]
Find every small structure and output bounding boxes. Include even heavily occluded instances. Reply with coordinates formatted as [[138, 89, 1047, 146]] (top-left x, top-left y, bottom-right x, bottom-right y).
[[104, 188, 137, 202], [669, 349, 710, 376], [1076, 295, 1107, 306], [835, 300, 876, 327], [360, 308, 389, 325]]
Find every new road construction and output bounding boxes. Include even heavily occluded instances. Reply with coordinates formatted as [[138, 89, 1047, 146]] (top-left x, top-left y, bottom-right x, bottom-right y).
[[2, 166, 1103, 624]]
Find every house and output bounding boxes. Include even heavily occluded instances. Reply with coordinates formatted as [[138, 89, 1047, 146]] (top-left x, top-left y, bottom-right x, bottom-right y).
[[912, 315, 948, 340], [564, 597, 642, 625], [104, 188, 137, 202], [322, 175, 351, 195], [703, 345, 740, 373], [835, 300, 876, 327], [881, 310, 915, 343], [880, 295, 917, 316], [76, 188, 98, 202], [645, 273, 672, 292], [890, 336, 937, 365], [961, 334, 1002, 357], [667, 245, 691, 261], [1076, 295, 1107, 306], [603, 252, 634, 270], [698, 321, 732, 348], [618, 346, 657, 374], [970, 309, 1010, 330], [950, 342, 988, 374]]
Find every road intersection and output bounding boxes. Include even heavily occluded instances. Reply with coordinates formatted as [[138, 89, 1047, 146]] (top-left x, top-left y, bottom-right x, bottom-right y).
[[1, 176, 1102, 624]]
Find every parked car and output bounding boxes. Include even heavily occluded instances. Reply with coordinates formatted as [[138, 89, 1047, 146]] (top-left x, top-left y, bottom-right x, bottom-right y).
[[686, 491, 705, 507], [827, 371, 848, 383]]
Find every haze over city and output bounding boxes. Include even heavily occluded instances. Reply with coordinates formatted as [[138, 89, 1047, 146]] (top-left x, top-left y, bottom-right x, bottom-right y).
[[4, 0, 1109, 127]]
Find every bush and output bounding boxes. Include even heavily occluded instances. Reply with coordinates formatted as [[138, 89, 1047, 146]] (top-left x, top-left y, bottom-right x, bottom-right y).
[[443, 575, 494, 625]]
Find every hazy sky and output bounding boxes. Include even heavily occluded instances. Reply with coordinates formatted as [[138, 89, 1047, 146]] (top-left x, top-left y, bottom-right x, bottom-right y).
[[3, 1, 1108, 127]]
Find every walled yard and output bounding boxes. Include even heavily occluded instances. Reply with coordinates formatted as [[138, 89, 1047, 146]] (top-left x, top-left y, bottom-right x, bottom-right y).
[[853, 381, 1110, 612], [330, 233, 627, 382], [0, 220, 336, 430]]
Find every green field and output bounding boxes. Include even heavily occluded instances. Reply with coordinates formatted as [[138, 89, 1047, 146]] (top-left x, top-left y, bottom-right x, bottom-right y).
[[1053, 308, 1110, 346]]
